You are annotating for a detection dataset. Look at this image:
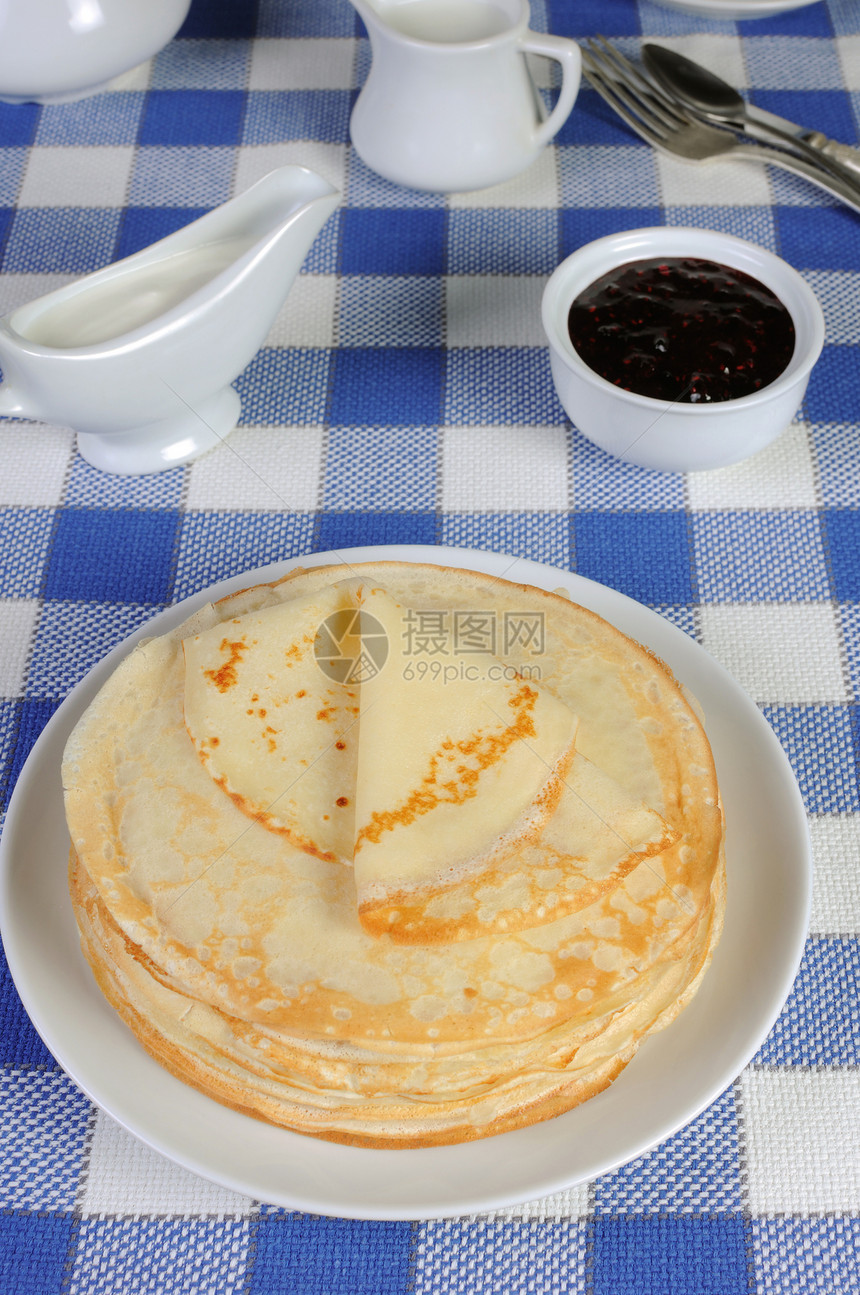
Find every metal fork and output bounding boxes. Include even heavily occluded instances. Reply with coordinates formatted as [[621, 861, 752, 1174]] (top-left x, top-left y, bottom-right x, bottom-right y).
[[581, 37, 860, 216]]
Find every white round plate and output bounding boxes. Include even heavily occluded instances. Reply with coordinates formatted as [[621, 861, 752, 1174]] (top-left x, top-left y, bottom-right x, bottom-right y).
[[652, 0, 820, 20], [0, 545, 811, 1220]]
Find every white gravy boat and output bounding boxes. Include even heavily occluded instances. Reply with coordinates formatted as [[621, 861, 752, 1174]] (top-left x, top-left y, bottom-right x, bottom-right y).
[[349, 0, 581, 191], [0, 166, 339, 475]]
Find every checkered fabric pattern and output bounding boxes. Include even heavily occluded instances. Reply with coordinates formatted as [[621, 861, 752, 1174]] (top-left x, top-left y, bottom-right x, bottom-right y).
[[1, 0, 859, 1290]]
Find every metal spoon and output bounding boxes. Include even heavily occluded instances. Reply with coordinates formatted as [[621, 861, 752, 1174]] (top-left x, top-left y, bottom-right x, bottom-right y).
[[642, 43, 860, 185]]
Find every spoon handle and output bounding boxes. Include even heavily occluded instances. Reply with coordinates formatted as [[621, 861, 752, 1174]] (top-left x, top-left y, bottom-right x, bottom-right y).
[[736, 117, 860, 195], [800, 132, 860, 179], [730, 140, 860, 217], [732, 102, 860, 182]]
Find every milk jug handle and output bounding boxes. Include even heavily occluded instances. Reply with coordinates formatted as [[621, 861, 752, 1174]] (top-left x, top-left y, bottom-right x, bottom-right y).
[[520, 32, 582, 150]]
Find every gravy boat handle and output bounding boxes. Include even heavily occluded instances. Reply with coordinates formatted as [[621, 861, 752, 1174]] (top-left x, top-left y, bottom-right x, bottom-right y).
[[521, 32, 581, 150]]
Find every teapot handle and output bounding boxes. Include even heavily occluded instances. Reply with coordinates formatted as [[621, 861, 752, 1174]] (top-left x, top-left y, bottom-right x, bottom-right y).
[[520, 32, 582, 150]]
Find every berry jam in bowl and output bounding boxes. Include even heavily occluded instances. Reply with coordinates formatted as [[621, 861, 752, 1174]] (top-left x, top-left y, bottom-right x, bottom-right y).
[[541, 227, 824, 472]]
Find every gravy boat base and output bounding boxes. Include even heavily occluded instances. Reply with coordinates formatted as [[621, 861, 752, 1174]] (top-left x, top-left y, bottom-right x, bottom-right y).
[[75, 387, 241, 476]]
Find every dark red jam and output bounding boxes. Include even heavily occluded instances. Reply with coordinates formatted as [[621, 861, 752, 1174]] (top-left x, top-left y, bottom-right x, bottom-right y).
[[567, 256, 796, 404]]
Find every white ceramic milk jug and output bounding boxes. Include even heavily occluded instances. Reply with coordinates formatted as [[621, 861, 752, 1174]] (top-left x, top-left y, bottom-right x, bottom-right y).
[[348, 0, 581, 191], [0, 167, 339, 475]]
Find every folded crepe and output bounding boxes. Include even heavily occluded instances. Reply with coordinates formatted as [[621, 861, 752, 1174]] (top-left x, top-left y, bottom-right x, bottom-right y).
[[182, 579, 362, 864], [182, 575, 677, 943], [63, 560, 725, 1148]]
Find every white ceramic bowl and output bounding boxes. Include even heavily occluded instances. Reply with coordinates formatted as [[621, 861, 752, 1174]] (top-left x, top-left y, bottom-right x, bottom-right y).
[[0, 0, 191, 105], [541, 227, 825, 472]]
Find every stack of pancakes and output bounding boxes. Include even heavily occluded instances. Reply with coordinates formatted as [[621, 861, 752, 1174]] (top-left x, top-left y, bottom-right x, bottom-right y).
[[64, 562, 725, 1147]]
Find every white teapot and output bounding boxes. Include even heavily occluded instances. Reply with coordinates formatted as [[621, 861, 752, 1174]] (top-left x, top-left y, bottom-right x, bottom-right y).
[[0, 0, 192, 104], [349, 0, 581, 192]]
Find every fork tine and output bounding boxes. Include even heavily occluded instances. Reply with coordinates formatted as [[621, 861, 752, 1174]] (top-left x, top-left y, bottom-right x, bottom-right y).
[[591, 37, 665, 91], [590, 36, 681, 108], [580, 49, 669, 151], [581, 48, 681, 147], [583, 38, 687, 133]]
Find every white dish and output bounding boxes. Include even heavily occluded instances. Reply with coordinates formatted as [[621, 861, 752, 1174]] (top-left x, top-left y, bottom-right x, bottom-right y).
[[0, 545, 811, 1220], [0, 0, 191, 105], [651, 0, 820, 21], [542, 227, 824, 473]]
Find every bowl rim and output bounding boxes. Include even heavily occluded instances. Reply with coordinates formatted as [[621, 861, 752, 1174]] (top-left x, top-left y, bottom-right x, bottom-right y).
[[541, 225, 825, 417]]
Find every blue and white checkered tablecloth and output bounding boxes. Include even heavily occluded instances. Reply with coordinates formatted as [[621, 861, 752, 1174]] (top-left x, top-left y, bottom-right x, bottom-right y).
[[1, 0, 859, 1290]]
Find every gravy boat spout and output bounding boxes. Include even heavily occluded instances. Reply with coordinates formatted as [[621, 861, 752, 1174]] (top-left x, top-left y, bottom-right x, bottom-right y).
[[0, 165, 339, 474]]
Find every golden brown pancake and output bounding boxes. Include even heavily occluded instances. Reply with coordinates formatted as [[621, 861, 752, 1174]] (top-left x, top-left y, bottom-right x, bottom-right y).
[[70, 846, 724, 1147], [63, 560, 725, 1147]]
